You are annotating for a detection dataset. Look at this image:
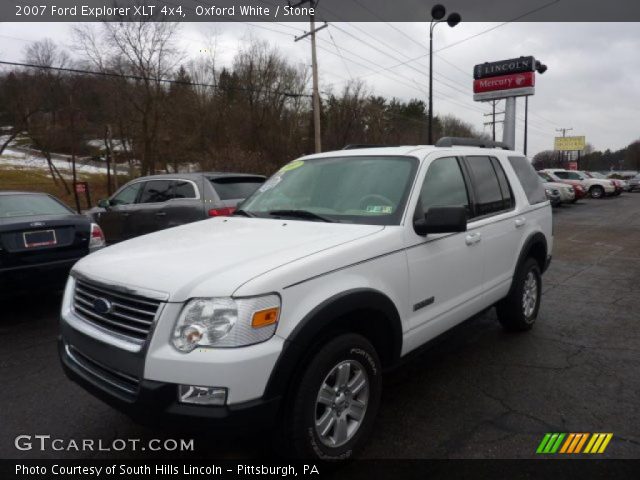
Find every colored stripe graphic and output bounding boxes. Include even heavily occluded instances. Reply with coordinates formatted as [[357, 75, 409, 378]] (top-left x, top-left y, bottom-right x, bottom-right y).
[[537, 433, 613, 454]]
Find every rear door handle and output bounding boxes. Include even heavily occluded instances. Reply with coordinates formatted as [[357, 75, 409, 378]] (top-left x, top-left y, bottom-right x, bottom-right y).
[[515, 217, 526, 228], [155, 212, 167, 217], [121, 212, 130, 217], [465, 232, 482, 245]]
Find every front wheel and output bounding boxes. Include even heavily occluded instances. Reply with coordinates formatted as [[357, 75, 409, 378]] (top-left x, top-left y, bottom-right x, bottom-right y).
[[497, 258, 542, 331], [281, 333, 382, 461], [590, 185, 604, 199]]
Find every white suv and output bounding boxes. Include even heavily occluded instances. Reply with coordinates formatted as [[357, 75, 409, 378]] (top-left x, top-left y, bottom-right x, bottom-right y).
[[59, 139, 552, 460]]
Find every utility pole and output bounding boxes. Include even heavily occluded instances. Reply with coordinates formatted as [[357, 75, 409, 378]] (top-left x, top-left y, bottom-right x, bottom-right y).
[[524, 96, 529, 156], [556, 127, 573, 164], [294, 1, 327, 153], [483, 100, 504, 141]]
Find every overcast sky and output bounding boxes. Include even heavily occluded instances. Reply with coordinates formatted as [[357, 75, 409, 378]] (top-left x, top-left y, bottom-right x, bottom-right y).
[[1, 21, 638, 157]]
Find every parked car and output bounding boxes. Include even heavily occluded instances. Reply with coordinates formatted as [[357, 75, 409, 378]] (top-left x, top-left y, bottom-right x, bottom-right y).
[[629, 174, 640, 192], [0, 191, 104, 293], [584, 171, 623, 195], [60, 139, 552, 460], [537, 171, 583, 202], [541, 169, 615, 199], [88, 173, 265, 244]]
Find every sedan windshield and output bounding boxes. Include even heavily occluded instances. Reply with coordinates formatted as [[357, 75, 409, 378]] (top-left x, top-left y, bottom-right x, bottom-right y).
[[0, 194, 72, 218], [239, 156, 418, 225]]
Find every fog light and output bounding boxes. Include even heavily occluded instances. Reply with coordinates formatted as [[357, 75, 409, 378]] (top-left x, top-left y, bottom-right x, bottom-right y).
[[178, 385, 227, 405]]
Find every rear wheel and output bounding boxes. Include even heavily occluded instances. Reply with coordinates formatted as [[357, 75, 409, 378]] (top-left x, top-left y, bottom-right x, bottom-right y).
[[280, 333, 382, 461], [590, 185, 604, 199], [497, 258, 541, 332]]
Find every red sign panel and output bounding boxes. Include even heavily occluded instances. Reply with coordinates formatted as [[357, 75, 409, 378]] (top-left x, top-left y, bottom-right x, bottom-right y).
[[473, 71, 535, 94], [567, 162, 578, 171], [74, 182, 87, 194]]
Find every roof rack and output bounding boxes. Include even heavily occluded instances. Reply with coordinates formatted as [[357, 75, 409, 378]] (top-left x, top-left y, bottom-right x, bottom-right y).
[[342, 144, 397, 150], [435, 137, 510, 150]]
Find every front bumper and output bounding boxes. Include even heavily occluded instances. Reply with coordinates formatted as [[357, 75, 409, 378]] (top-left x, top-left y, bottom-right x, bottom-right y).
[[59, 336, 281, 430]]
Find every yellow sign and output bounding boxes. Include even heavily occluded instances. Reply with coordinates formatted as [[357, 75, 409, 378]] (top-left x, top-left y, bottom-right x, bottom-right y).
[[554, 136, 585, 151]]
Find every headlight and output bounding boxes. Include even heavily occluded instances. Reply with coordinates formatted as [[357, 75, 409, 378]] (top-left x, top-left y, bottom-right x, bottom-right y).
[[545, 188, 552, 195], [172, 295, 280, 352]]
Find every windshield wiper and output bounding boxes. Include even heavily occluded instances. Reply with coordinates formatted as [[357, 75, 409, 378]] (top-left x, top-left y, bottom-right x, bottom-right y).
[[233, 209, 256, 218], [268, 209, 335, 223]]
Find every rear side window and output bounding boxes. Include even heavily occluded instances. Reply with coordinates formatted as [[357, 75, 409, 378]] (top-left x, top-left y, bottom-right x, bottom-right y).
[[508, 156, 547, 205], [491, 157, 514, 210], [138, 180, 173, 204], [210, 177, 265, 200], [465, 156, 510, 216], [173, 180, 197, 199]]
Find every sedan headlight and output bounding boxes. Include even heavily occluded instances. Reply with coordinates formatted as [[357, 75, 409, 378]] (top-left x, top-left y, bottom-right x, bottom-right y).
[[172, 295, 280, 352]]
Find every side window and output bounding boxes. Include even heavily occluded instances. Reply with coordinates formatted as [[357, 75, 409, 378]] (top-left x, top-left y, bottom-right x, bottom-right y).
[[417, 157, 470, 217], [554, 171, 569, 179], [111, 182, 142, 206], [138, 180, 174, 204], [491, 157, 514, 210], [173, 180, 197, 199], [567, 172, 582, 180], [465, 156, 507, 216], [508, 156, 548, 205]]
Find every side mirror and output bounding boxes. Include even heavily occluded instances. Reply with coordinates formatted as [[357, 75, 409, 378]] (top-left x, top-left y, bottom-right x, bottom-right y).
[[414, 206, 467, 236], [97, 199, 111, 209]]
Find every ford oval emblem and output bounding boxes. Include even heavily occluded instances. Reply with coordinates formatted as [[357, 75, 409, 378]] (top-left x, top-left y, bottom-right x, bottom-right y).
[[93, 298, 113, 315]]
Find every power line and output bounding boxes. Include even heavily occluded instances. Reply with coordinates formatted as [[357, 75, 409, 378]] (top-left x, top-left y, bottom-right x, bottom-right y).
[[0, 59, 312, 97]]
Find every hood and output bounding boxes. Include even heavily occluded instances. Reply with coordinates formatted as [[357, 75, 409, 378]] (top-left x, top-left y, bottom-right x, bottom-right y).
[[543, 182, 570, 190], [72, 217, 384, 301]]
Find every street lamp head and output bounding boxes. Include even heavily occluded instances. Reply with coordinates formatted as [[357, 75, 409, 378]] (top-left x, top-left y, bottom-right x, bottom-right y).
[[446, 12, 461, 27], [535, 60, 548, 74], [431, 4, 446, 20]]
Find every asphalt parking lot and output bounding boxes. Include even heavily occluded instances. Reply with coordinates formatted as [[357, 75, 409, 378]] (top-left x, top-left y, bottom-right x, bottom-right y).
[[1, 194, 639, 460]]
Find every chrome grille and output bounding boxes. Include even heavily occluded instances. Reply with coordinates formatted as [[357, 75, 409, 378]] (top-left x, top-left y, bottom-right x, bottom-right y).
[[73, 279, 161, 342]]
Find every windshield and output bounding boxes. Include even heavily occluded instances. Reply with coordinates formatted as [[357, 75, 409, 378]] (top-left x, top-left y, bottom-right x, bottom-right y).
[[0, 194, 73, 218], [239, 156, 418, 225]]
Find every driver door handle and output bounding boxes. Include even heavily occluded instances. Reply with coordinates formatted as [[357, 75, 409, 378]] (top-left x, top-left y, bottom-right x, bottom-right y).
[[465, 232, 482, 246], [155, 212, 167, 217], [515, 217, 526, 228]]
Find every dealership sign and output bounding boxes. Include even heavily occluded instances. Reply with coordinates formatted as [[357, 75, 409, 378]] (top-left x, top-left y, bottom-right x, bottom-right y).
[[554, 136, 586, 151], [473, 56, 536, 102], [474, 56, 536, 80]]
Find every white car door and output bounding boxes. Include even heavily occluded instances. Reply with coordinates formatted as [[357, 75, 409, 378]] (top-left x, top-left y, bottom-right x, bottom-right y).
[[403, 155, 484, 353], [462, 155, 520, 304]]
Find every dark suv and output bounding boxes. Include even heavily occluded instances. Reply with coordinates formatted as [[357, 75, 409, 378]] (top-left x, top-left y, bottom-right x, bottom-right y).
[[88, 173, 265, 244]]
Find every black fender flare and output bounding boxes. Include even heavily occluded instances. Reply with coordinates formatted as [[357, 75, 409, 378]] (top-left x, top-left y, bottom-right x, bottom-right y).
[[263, 288, 403, 400], [509, 232, 549, 292]]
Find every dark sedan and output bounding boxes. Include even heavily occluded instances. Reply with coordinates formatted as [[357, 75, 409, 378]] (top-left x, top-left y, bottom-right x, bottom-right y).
[[87, 172, 265, 244], [0, 191, 105, 294]]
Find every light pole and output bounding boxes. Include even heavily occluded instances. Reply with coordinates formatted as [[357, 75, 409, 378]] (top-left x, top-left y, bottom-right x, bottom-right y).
[[429, 4, 460, 144]]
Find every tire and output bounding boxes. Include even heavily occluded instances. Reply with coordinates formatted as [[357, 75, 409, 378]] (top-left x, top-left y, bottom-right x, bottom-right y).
[[590, 185, 604, 199], [280, 333, 382, 461], [496, 258, 542, 332]]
